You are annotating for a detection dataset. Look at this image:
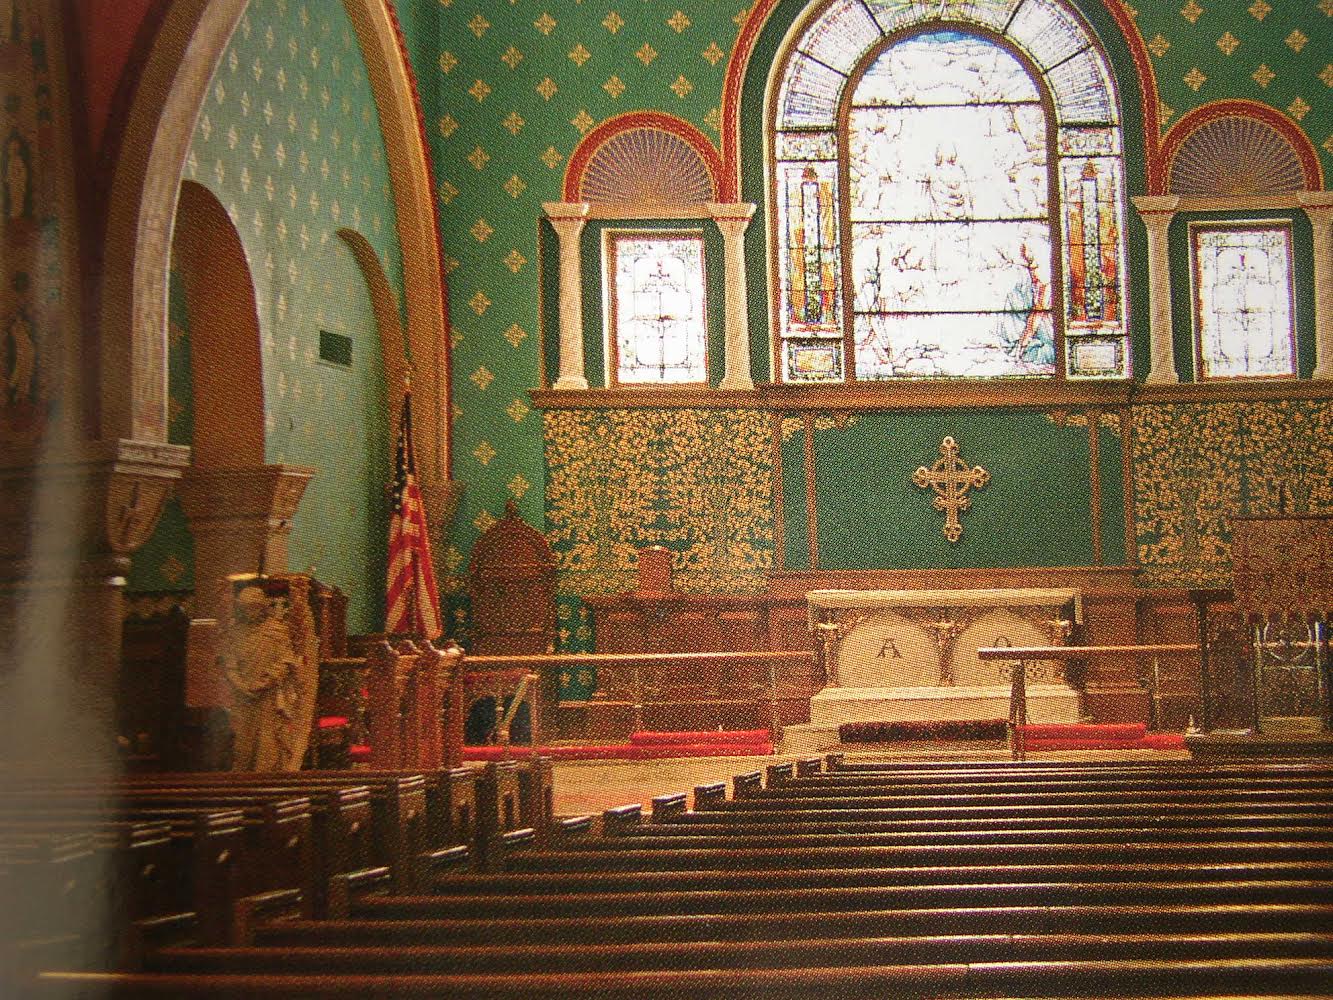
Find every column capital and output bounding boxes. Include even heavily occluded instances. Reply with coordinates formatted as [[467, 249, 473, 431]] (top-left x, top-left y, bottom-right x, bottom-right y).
[[0, 438, 191, 583], [1132, 194, 1180, 227], [176, 463, 314, 525], [705, 201, 757, 228], [1299, 190, 1333, 226], [542, 201, 591, 226]]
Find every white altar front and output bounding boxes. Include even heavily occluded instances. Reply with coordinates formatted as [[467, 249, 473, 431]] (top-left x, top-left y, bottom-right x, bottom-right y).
[[807, 588, 1083, 727]]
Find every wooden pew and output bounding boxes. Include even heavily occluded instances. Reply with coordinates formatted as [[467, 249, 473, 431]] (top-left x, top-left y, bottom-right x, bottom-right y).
[[0, 805, 247, 946], [25, 757, 1333, 998], [34, 957, 1333, 998]]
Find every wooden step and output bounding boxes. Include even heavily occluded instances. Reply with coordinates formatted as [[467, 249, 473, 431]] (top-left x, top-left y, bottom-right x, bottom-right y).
[[37, 957, 1333, 998]]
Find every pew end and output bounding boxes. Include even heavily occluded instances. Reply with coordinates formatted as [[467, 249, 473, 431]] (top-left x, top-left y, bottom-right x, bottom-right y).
[[651, 793, 688, 823], [693, 781, 727, 809], [601, 803, 643, 835], [796, 757, 823, 777], [733, 771, 763, 799], [228, 889, 303, 948]]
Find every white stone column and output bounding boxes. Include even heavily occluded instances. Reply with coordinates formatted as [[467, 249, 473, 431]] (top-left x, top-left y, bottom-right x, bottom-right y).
[[706, 201, 757, 390], [1132, 195, 1181, 385], [1299, 191, 1333, 381], [543, 202, 591, 390]]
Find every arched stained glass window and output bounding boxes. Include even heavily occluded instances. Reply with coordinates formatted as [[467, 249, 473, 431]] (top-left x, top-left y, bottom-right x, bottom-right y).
[[771, 0, 1128, 383]]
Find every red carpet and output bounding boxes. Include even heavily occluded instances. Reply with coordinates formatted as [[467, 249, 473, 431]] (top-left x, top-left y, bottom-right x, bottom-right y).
[[1017, 722, 1184, 751], [461, 729, 773, 761]]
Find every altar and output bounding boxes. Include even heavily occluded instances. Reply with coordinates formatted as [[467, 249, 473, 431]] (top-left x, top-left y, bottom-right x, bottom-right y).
[[807, 588, 1084, 726]]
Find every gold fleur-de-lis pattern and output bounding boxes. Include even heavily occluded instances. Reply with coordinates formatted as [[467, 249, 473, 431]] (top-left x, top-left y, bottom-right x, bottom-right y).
[[1134, 400, 1333, 587], [150, 0, 404, 631], [429, 2, 746, 585], [544, 409, 774, 596], [1130, 0, 1331, 145]]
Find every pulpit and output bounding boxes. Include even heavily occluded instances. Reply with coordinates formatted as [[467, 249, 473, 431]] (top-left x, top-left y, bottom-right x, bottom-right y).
[[805, 588, 1083, 729]]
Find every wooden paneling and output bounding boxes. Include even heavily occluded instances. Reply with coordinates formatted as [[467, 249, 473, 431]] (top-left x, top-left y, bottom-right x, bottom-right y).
[[585, 577, 1205, 729]]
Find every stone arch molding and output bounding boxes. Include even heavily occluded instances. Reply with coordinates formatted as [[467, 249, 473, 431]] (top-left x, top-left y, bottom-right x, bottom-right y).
[[100, 0, 450, 493]]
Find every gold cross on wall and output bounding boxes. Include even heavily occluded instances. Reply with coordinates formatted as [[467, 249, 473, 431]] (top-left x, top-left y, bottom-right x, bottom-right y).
[[912, 436, 990, 543]]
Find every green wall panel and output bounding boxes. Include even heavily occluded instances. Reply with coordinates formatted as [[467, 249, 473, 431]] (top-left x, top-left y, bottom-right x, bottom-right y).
[[544, 408, 774, 596], [780, 417, 811, 571], [811, 411, 1099, 570], [1133, 399, 1333, 587], [1096, 416, 1128, 566]]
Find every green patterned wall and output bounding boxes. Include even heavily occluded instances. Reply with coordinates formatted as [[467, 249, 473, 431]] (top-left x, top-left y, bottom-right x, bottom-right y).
[[425, 0, 1330, 610], [1132, 0, 1331, 158], [544, 408, 774, 595], [1134, 399, 1333, 587], [429, 1, 746, 593], [128, 0, 403, 632]]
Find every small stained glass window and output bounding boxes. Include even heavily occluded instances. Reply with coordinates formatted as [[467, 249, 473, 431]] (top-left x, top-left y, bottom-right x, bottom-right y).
[[1191, 224, 1296, 380], [606, 232, 709, 385]]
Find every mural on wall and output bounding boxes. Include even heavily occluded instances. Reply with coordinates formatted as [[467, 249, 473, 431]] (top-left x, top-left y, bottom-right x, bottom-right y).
[[544, 408, 774, 596], [1134, 400, 1333, 588], [127, 0, 404, 633], [0, 0, 78, 446], [426, 0, 1331, 613]]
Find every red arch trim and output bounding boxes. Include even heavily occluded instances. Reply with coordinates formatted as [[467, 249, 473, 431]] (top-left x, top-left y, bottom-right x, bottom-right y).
[[1101, 0, 1163, 193], [718, 0, 781, 202], [562, 111, 724, 204], [1159, 99, 1324, 194], [719, 0, 1164, 200]]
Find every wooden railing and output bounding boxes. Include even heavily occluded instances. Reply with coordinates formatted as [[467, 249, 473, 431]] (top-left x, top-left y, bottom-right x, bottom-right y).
[[977, 644, 1199, 760], [318, 647, 813, 765], [468, 650, 817, 740]]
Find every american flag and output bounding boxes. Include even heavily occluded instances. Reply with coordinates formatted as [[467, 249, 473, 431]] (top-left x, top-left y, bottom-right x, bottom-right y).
[[385, 386, 442, 639]]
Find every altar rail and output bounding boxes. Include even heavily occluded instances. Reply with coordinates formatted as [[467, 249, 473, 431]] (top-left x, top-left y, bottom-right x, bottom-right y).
[[978, 644, 1199, 759], [468, 650, 818, 742]]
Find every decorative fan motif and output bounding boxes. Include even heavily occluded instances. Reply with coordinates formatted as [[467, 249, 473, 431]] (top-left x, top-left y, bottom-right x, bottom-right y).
[[1168, 115, 1308, 196], [577, 127, 716, 205]]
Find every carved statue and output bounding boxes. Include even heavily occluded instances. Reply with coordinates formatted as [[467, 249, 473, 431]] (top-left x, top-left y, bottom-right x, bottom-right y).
[[224, 579, 317, 770], [4, 309, 34, 405]]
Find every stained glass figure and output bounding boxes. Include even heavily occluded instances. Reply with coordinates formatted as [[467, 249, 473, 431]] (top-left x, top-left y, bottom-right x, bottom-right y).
[[1192, 225, 1296, 380], [771, 0, 1128, 382], [607, 233, 709, 384], [1063, 158, 1122, 325], [850, 31, 1054, 379]]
